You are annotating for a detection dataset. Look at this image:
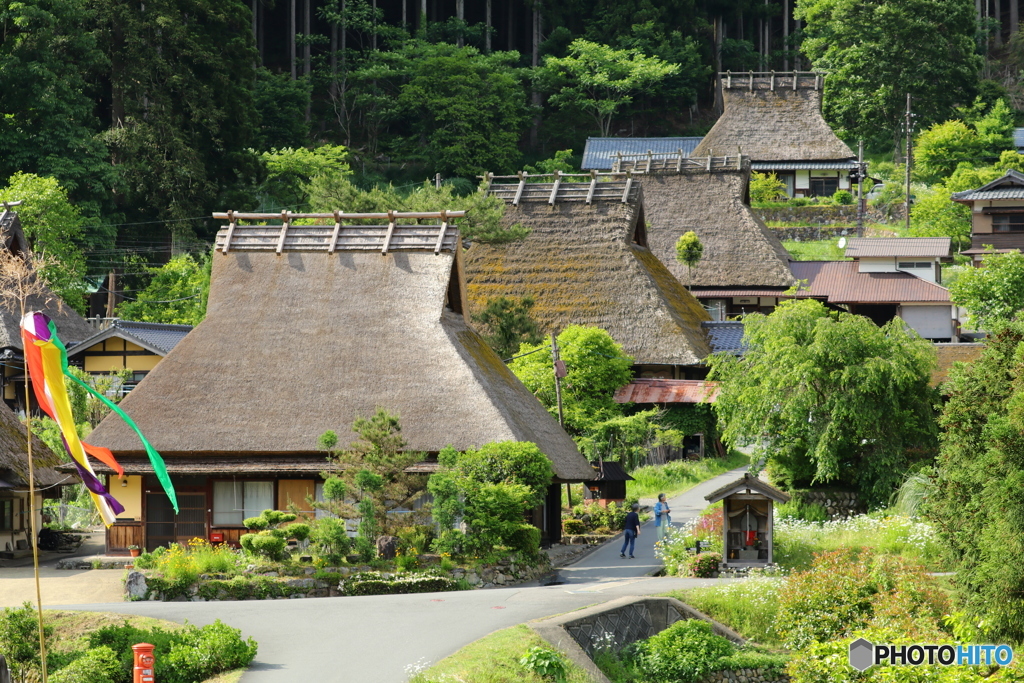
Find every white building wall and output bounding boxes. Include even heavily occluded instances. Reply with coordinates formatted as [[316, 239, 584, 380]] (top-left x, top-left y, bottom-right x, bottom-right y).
[[900, 305, 955, 341], [858, 257, 896, 273]]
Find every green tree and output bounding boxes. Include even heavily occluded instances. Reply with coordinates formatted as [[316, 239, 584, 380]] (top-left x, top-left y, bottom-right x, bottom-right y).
[[470, 296, 544, 360], [909, 161, 1006, 248], [674, 230, 704, 281], [510, 325, 634, 436], [926, 323, 1024, 642], [948, 250, 1024, 328], [93, 0, 262, 242], [708, 299, 939, 508], [428, 441, 552, 560], [914, 99, 1015, 183], [259, 145, 351, 210], [0, 602, 52, 682], [115, 253, 211, 326], [252, 68, 312, 151], [795, 0, 981, 153], [316, 409, 426, 542], [540, 39, 680, 136], [396, 41, 530, 177], [0, 173, 88, 313], [0, 0, 113, 218], [748, 172, 787, 204]]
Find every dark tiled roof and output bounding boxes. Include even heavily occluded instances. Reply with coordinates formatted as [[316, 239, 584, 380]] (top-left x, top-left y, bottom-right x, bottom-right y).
[[844, 237, 950, 259], [613, 379, 720, 404], [788, 261, 951, 304], [750, 161, 856, 170], [589, 460, 633, 482], [581, 137, 703, 170], [67, 320, 192, 358], [702, 321, 746, 354], [952, 169, 1024, 202]]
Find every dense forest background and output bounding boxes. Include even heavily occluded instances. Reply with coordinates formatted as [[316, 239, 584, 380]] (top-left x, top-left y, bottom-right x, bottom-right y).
[[1, 0, 1022, 308]]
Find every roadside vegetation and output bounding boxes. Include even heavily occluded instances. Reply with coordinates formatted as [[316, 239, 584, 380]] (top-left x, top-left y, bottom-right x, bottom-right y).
[[627, 450, 748, 501], [0, 607, 255, 683]]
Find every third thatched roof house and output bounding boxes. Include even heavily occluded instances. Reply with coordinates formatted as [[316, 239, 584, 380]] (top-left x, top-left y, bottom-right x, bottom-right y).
[[692, 72, 856, 198], [611, 154, 795, 320], [464, 172, 712, 378], [86, 209, 592, 553]]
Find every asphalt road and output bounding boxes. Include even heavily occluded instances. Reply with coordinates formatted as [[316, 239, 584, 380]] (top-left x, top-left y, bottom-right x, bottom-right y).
[[41, 465, 751, 682]]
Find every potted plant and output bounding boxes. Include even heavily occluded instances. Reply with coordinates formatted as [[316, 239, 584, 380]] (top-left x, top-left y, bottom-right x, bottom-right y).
[[127, 544, 141, 558]]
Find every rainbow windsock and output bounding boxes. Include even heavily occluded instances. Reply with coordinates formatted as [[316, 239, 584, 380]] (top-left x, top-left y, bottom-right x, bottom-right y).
[[20, 312, 178, 526]]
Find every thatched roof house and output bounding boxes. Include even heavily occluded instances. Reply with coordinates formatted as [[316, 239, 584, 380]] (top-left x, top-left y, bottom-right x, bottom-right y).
[[86, 210, 593, 552], [610, 155, 795, 319], [0, 400, 64, 557], [463, 172, 712, 375], [692, 72, 856, 198]]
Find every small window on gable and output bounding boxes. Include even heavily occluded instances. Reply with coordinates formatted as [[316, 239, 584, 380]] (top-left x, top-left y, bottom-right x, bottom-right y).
[[897, 261, 932, 269]]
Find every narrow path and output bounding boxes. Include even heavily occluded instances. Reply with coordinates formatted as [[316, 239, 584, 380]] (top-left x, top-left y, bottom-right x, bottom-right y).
[[553, 464, 749, 585]]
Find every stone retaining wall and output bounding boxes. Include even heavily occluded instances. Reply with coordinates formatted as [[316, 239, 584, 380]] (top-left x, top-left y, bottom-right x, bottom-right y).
[[793, 490, 864, 520], [769, 226, 852, 242], [753, 204, 903, 225]]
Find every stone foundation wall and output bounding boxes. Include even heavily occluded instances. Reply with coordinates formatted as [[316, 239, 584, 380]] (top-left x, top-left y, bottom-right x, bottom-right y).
[[753, 204, 904, 226], [769, 226, 851, 242], [793, 490, 864, 520]]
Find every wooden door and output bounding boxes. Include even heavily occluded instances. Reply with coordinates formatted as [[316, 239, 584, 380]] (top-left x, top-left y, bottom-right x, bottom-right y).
[[145, 492, 207, 552]]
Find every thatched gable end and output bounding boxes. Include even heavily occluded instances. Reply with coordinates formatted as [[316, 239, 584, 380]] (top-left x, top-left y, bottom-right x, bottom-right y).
[[0, 401, 62, 488], [465, 178, 712, 366], [618, 158, 795, 289], [87, 212, 593, 482], [693, 72, 854, 162], [0, 210, 93, 350]]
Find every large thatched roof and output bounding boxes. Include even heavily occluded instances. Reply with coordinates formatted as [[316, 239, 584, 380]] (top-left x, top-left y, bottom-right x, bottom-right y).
[[692, 72, 854, 162], [0, 401, 63, 488], [87, 211, 594, 482], [612, 155, 795, 289], [0, 210, 93, 350], [464, 174, 712, 366]]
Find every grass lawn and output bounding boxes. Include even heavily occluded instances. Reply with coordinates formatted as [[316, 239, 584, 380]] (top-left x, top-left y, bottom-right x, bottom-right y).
[[782, 239, 850, 261], [627, 450, 749, 500], [407, 623, 592, 683]]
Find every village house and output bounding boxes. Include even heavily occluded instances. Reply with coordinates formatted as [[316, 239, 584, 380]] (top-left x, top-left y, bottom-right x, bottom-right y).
[[609, 154, 796, 319], [463, 172, 712, 380], [951, 169, 1024, 265], [0, 209, 94, 412], [65, 320, 192, 395], [0, 401, 64, 559], [788, 237, 957, 341], [580, 137, 704, 172], [691, 71, 857, 198], [81, 210, 594, 554]]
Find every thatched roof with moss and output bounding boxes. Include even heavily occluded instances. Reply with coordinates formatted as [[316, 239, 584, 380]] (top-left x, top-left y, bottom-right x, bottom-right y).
[[0, 401, 63, 488], [0, 210, 93, 351], [692, 72, 854, 162], [464, 178, 712, 366], [612, 156, 795, 289], [87, 212, 594, 482]]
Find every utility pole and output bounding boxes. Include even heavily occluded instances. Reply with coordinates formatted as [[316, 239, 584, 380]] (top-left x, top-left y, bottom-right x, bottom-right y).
[[105, 270, 117, 319], [905, 93, 913, 233], [856, 139, 865, 238], [551, 333, 569, 507]]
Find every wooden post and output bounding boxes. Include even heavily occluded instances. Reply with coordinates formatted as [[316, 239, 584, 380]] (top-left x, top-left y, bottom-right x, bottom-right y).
[[105, 271, 117, 318], [551, 333, 564, 428], [289, 0, 296, 80]]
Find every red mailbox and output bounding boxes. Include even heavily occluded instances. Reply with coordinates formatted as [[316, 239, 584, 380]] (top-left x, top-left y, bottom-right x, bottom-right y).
[[210, 532, 224, 544], [133, 643, 155, 683]]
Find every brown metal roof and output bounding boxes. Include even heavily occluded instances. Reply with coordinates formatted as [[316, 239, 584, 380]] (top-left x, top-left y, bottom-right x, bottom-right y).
[[788, 261, 951, 304], [614, 379, 720, 404], [844, 237, 951, 259]]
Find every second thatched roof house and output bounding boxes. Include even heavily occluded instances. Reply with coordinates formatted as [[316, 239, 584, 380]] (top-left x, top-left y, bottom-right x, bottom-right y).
[[85, 209, 594, 553], [610, 154, 796, 319], [692, 71, 856, 198], [464, 172, 712, 379]]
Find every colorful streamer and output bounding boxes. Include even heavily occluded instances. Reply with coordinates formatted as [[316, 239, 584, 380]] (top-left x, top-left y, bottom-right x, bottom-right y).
[[20, 312, 178, 526]]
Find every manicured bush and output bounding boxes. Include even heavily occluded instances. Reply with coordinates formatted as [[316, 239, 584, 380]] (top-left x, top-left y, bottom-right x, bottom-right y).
[[562, 518, 586, 535], [832, 189, 854, 205], [339, 571, 462, 596], [686, 552, 722, 578]]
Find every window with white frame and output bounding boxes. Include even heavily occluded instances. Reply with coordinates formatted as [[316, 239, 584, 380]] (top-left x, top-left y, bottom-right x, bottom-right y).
[[212, 481, 274, 526]]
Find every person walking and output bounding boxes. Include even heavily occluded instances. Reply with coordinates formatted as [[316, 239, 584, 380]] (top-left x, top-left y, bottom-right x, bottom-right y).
[[654, 493, 671, 542], [620, 502, 640, 559]]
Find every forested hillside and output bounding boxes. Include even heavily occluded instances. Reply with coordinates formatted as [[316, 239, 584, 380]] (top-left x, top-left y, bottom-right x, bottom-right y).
[[0, 0, 1014, 311]]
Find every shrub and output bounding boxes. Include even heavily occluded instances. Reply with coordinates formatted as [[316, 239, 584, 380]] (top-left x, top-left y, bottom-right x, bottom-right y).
[[307, 516, 351, 564], [0, 602, 52, 681], [635, 619, 734, 683], [775, 499, 828, 522], [239, 532, 287, 561], [339, 571, 462, 596], [519, 646, 568, 682], [50, 646, 120, 683], [832, 189, 854, 205], [562, 518, 586, 535], [687, 552, 722, 578], [750, 172, 788, 203]]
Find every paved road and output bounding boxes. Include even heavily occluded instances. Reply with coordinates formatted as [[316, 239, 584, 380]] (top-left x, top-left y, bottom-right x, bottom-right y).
[[17, 465, 750, 682]]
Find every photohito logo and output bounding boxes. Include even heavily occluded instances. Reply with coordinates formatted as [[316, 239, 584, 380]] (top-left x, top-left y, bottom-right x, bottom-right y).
[[848, 638, 1014, 671]]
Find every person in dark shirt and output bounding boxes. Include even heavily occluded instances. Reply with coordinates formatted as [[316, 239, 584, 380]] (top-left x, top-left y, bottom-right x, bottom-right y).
[[620, 502, 641, 559]]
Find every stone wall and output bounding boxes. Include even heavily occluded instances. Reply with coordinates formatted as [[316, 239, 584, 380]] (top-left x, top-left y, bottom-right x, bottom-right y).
[[793, 490, 864, 520], [769, 226, 851, 242], [753, 204, 904, 226]]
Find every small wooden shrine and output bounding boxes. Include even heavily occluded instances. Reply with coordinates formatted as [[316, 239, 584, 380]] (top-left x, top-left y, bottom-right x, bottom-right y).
[[705, 472, 790, 568]]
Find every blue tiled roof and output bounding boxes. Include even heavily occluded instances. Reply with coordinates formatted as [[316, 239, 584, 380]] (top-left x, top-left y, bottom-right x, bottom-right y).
[[1015, 127, 1024, 150], [702, 321, 745, 355], [581, 137, 704, 170], [751, 160, 856, 170], [67, 320, 193, 357]]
